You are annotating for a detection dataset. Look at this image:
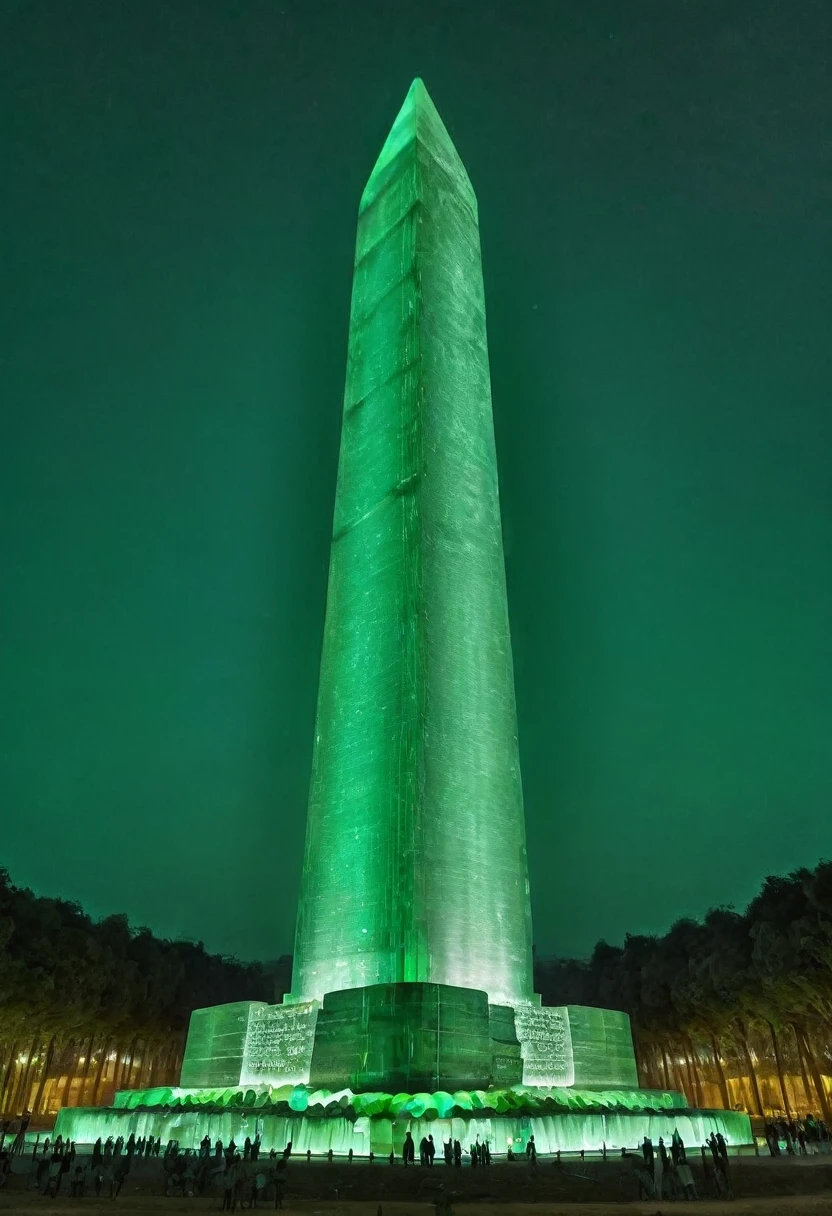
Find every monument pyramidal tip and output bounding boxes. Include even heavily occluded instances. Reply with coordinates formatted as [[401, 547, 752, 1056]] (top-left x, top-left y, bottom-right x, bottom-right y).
[[56, 80, 752, 1156]]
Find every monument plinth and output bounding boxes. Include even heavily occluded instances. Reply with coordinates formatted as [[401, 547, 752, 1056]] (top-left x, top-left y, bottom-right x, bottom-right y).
[[56, 80, 752, 1156]]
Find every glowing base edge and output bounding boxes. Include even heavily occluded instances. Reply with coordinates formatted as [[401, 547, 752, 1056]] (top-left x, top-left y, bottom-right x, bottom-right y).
[[55, 1087, 753, 1153], [108, 1083, 688, 1118]]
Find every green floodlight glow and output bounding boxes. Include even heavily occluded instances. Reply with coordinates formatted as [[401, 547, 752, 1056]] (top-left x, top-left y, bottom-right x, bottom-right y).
[[56, 1096, 752, 1156], [292, 77, 534, 1009], [50, 83, 752, 1153], [111, 1082, 687, 1118]]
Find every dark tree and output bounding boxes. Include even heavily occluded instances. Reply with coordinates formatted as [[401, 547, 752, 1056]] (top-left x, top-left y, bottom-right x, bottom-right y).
[[534, 861, 832, 1118], [0, 869, 272, 1116]]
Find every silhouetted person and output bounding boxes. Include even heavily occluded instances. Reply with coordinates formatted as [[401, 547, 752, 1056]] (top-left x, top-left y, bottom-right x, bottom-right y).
[[221, 1158, 241, 1211], [272, 1158, 287, 1209], [525, 1135, 536, 1160], [35, 1151, 51, 1193], [630, 1155, 654, 1200], [434, 1182, 452, 1216], [46, 1151, 63, 1197], [11, 1112, 30, 1157], [453, 1139, 462, 1168], [713, 1132, 732, 1196], [780, 1119, 795, 1154], [653, 1137, 664, 1199], [403, 1131, 415, 1166], [671, 1129, 686, 1163]]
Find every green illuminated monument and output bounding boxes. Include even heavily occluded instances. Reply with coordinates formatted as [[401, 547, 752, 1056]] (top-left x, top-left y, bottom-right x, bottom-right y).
[[55, 80, 752, 1156], [293, 76, 533, 1011], [181, 77, 555, 1098]]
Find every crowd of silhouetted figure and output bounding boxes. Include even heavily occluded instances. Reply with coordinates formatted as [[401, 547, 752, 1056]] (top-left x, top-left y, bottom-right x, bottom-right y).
[[397, 1129, 495, 1168], [763, 1114, 830, 1156], [4, 1107, 832, 1204], [621, 1130, 726, 1201], [0, 1129, 293, 1206]]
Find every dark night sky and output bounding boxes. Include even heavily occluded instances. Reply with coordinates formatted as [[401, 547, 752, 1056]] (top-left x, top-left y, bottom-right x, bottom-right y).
[[2, 1, 831, 965]]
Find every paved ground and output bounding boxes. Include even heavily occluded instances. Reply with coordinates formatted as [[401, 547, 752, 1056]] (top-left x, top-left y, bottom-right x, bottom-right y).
[[2, 1152, 831, 1211], [2, 1198, 832, 1216]]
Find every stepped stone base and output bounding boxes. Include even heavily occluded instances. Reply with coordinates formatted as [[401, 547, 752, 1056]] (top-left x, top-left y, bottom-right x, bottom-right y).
[[180, 983, 640, 1094], [309, 982, 523, 1092]]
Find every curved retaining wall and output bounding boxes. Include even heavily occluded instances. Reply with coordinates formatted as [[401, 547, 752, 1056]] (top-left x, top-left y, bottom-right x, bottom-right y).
[[55, 1106, 752, 1155]]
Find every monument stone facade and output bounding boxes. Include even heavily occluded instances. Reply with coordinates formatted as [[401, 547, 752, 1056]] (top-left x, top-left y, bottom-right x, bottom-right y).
[[55, 80, 752, 1156], [179, 79, 635, 1096]]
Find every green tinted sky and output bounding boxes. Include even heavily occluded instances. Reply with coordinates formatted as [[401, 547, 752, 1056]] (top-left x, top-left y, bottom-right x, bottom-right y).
[[2, 0, 830, 964]]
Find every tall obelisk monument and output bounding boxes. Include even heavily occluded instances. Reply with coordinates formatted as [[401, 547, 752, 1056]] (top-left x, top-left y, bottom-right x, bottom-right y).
[[292, 79, 533, 1010]]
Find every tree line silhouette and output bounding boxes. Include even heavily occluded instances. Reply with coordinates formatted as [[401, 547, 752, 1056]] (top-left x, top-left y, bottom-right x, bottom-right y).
[[0, 868, 271, 1117], [3, 863, 831, 1122], [535, 861, 832, 1121]]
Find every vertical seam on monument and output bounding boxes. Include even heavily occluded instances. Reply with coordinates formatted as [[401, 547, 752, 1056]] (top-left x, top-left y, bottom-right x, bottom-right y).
[[397, 177, 423, 987]]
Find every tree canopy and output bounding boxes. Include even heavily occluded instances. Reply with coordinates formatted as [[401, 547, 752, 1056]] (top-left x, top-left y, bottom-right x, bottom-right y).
[[535, 861, 832, 1120], [0, 867, 270, 1040], [0, 868, 272, 1116]]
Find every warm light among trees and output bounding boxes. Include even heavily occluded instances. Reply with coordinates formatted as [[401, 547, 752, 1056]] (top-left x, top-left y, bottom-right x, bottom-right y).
[[4, 863, 831, 1125], [532, 865, 832, 1118], [0, 869, 272, 1118], [536, 863, 832, 1121]]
